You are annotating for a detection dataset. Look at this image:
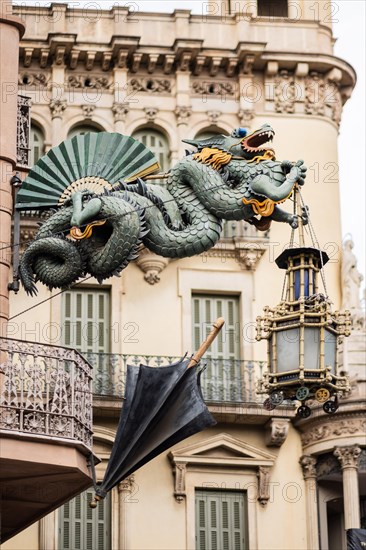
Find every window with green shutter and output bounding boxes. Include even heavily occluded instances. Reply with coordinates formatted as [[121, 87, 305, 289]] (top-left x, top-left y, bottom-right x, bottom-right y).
[[62, 289, 110, 354], [62, 289, 111, 394], [60, 489, 111, 550], [192, 294, 242, 401], [132, 129, 170, 188], [195, 490, 248, 550]]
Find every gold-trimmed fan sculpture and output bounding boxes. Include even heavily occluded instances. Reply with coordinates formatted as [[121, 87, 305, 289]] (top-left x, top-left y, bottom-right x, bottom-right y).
[[16, 132, 160, 210]]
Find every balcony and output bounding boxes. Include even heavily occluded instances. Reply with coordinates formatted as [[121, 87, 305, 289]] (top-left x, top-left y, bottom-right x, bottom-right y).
[[0, 337, 94, 543], [85, 352, 267, 404]]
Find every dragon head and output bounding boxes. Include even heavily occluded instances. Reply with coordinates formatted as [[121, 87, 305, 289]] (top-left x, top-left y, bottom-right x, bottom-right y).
[[239, 124, 275, 161]]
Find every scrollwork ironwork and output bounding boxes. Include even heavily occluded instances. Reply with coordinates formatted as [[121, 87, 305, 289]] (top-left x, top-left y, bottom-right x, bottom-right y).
[[0, 338, 93, 450]]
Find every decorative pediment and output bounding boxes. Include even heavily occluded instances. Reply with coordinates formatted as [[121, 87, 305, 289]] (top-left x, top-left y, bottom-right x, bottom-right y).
[[169, 433, 276, 505], [169, 433, 276, 466]]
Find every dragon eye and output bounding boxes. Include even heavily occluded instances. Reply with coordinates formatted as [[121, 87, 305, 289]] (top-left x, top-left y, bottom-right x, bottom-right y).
[[238, 128, 247, 137]]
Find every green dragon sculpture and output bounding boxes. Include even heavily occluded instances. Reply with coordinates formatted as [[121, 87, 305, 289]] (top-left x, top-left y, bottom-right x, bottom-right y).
[[17, 125, 307, 295]]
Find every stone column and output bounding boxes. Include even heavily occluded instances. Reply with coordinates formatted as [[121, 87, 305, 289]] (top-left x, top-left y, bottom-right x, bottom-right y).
[[175, 70, 191, 157], [0, 2, 25, 337], [118, 475, 134, 550], [299, 455, 319, 550], [334, 445, 361, 529], [113, 66, 129, 133], [238, 55, 255, 126], [50, 99, 67, 146], [50, 58, 66, 145], [112, 102, 130, 134]]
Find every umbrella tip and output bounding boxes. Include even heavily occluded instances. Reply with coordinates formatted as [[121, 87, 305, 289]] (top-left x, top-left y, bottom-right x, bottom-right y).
[[89, 494, 102, 509]]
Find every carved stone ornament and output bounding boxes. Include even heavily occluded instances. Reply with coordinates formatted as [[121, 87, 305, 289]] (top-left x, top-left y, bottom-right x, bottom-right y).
[[326, 82, 343, 125], [55, 46, 65, 66], [135, 248, 169, 284], [172, 462, 187, 502], [82, 104, 95, 119], [341, 238, 365, 329], [257, 466, 271, 506], [129, 77, 172, 94], [191, 80, 236, 97], [238, 109, 254, 128], [19, 72, 49, 88], [334, 445, 362, 469], [144, 107, 158, 123], [242, 54, 255, 76], [118, 474, 135, 492], [265, 418, 290, 447], [179, 52, 191, 72], [237, 246, 265, 271], [207, 110, 221, 123], [175, 106, 192, 125], [274, 70, 296, 114], [66, 74, 111, 89], [299, 455, 317, 479], [301, 416, 366, 447], [49, 99, 67, 119], [112, 102, 130, 122], [305, 72, 326, 116]]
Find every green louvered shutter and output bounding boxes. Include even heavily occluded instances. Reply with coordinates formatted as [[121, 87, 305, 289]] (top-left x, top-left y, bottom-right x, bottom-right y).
[[192, 294, 241, 400], [62, 289, 110, 354], [195, 490, 247, 550], [62, 289, 110, 393], [60, 489, 111, 550]]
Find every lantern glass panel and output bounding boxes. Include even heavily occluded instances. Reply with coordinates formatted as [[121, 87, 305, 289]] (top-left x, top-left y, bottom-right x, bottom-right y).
[[294, 269, 310, 299], [276, 328, 300, 372], [304, 327, 321, 370], [324, 329, 336, 373]]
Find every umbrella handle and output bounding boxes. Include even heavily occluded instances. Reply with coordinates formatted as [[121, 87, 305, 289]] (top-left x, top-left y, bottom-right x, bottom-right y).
[[188, 317, 225, 368]]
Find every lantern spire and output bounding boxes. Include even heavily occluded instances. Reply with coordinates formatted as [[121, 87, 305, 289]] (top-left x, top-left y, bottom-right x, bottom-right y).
[[256, 185, 351, 418]]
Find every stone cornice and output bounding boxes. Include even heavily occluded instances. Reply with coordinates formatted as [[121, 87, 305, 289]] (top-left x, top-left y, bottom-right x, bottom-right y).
[[17, 38, 355, 100], [262, 52, 355, 88]]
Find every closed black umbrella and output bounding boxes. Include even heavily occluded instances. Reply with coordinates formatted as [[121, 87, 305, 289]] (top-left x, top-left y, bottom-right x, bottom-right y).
[[90, 318, 224, 506]]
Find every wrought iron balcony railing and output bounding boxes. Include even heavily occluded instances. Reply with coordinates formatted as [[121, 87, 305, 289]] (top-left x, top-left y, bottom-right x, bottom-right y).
[[0, 338, 93, 449], [84, 353, 267, 404]]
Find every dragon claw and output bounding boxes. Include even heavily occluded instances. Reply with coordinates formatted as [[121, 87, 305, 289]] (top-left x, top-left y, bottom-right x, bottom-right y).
[[290, 216, 299, 229]]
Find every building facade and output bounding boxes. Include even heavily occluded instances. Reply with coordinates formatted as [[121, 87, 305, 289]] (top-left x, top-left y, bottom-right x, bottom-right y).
[[1, 1, 365, 549]]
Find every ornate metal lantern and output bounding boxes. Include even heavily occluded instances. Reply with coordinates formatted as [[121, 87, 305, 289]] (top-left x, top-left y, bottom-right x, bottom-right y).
[[256, 186, 351, 418]]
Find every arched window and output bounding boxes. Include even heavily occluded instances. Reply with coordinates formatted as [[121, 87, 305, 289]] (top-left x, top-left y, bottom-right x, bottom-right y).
[[132, 129, 170, 173], [194, 128, 227, 140], [30, 124, 45, 167], [67, 124, 103, 139]]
